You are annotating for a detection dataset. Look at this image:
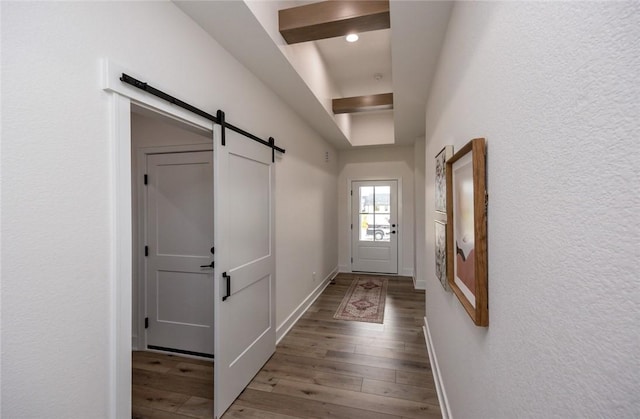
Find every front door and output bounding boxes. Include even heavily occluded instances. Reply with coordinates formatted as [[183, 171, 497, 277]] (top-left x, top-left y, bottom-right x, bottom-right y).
[[213, 126, 276, 418], [351, 180, 398, 274], [145, 151, 214, 357]]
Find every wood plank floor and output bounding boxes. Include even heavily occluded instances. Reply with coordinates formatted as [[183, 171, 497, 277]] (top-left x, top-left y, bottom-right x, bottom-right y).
[[132, 273, 439, 419]]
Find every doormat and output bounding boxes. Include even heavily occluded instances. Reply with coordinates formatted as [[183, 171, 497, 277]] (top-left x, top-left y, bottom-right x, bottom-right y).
[[334, 277, 388, 324]]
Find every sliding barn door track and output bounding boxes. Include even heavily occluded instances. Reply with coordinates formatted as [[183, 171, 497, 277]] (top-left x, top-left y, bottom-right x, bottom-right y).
[[120, 73, 285, 162]]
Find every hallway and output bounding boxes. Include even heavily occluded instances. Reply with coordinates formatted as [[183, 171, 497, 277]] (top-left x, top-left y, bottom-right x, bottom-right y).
[[132, 273, 439, 418]]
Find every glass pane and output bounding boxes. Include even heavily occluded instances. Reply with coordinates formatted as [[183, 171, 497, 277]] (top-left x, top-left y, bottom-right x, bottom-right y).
[[374, 186, 390, 213], [373, 214, 391, 242], [359, 186, 374, 213], [359, 214, 374, 241]]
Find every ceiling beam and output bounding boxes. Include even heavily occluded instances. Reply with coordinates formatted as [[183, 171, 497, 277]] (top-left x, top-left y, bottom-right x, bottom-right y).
[[279, 1, 390, 44], [332, 93, 393, 114]]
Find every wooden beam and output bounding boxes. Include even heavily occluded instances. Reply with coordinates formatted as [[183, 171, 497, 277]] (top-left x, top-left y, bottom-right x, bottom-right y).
[[332, 93, 393, 114], [279, 1, 390, 44]]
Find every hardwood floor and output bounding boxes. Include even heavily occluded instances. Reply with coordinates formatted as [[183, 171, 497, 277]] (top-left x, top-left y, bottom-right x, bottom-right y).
[[132, 273, 439, 419], [132, 351, 214, 419]]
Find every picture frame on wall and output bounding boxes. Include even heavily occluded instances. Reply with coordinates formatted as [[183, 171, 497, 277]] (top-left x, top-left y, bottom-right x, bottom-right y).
[[434, 220, 450, 292], [446, 138, 488, 326], [435, 145, 454, 213]]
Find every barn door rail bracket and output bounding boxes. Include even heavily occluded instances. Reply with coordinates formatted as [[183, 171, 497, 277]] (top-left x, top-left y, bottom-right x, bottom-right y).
[[119, 73, 285, 156], [217, 109, 226, 146]]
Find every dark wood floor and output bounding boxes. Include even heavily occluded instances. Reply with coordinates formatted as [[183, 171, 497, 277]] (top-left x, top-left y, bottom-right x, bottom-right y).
[[132, 273, 439, 419], [132, 350, 214, 418]]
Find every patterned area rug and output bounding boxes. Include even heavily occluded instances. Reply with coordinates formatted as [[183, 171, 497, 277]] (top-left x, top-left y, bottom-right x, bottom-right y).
[[334, 277, 388, 323]]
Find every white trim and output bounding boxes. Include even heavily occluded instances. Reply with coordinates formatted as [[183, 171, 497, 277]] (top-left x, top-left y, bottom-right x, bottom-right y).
[[401, 267, 414, 277], [138, 144, 213, 154], [276, 267, 338, 344], [423, 316, 452, 419], [397, 177, 404, 277], [102, 59, 212, 132], [104, 58, 215, 419], [413, 276, 426, 290], [132, 336, 138, 351], [338, 264, 351, 273], [109, 93, 132, 419], [347, 177, 403, 275]]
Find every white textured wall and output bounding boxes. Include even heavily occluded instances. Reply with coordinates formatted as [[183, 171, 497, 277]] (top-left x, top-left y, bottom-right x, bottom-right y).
[[350, 111, 395, 147], [1, 2, 337, 417], [337, 146, 415, 276], [275, 132, 339, 316], [423, 2, 640, 418], [413, 137, 426, 289]]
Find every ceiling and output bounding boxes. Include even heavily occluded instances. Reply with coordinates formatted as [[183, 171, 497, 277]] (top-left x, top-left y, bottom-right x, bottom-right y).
[[174, 0, 453, 149], [314, 29, 392, 97]]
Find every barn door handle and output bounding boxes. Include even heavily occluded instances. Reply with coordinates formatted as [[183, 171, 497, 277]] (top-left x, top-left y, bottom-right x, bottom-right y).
[[222, 272, 231, 301]]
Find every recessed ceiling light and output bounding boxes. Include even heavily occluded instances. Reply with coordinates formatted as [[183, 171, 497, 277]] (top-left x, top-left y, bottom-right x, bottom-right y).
[[346, 34, 359, 43]]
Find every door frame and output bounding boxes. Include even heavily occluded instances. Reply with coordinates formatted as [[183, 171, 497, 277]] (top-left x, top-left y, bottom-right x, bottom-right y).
[[346, 177, 403, 275], [103, 59, 215, 419], [134, 145, 213, 352]]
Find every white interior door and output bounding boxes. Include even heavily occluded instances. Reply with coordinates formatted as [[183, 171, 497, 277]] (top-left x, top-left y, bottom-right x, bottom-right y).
[[351, 180, 398, 274], [146, 151, 214, 357], [213, 126, 275, 418]]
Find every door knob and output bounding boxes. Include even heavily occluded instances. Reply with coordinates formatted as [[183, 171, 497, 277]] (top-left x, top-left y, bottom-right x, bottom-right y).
[[200, 261, 214, 268]]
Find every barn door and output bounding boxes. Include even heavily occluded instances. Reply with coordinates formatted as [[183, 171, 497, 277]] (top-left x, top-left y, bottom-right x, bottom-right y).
[[213, 125, 276, 418]]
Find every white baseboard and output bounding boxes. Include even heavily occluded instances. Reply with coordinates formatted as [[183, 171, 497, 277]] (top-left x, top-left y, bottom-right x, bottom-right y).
[[413, 276, 426, 290], [423, 316, 451, 419], [276, 266, 338, 344], [401, 267, 414, 277], [338, 264, 350, 273], [132, 335, 139, 351]]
